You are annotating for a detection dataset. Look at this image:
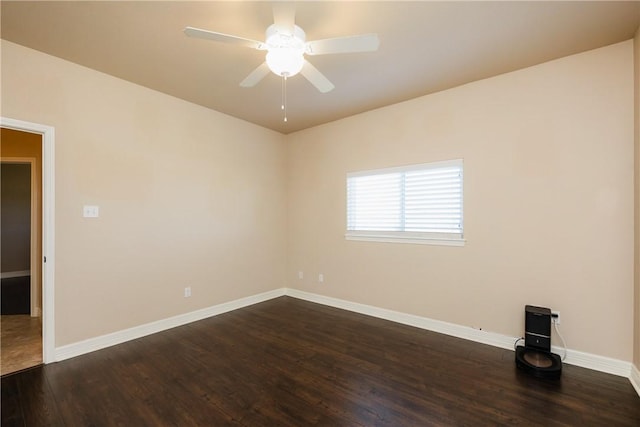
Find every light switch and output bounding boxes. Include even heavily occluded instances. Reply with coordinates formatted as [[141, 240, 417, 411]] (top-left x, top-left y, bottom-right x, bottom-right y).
[[83, 205, 99, 218]]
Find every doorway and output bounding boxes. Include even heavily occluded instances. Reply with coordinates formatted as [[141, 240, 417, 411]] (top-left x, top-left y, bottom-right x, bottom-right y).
[[1, 131, 43, 374], [0, 117, 55, 371]]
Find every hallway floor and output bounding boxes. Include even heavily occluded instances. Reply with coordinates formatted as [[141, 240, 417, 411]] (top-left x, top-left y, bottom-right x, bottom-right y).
[[1, 315, 42, 376]]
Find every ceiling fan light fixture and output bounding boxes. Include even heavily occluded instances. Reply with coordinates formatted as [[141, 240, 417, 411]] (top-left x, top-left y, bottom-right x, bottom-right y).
[[266, 47, 304, 77], [264, 24, 306, 77], [185, 11, 377, 96]]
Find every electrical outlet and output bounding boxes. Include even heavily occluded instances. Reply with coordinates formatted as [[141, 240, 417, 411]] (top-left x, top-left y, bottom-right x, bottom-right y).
[[298, 271, 303, 280], [83, 205, 99, 218], [551, 311, 560, 325], [184, 286, 191, 298], [318, 274, 324, 283]]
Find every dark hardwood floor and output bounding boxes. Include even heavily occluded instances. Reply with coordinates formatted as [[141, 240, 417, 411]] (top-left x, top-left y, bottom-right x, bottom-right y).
[[2, 296, 639, 426]]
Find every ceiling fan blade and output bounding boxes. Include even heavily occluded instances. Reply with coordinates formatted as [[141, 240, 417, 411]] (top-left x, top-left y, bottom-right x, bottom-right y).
[[272, 2, 296, 34], [306, 34, 380, 55], [300, 60, 334, 93], [184, 26, 263, 49], [240, 62, 271, 87]]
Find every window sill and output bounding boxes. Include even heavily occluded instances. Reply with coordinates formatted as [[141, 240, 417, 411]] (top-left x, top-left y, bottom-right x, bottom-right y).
[[345, 233, 465, 247]]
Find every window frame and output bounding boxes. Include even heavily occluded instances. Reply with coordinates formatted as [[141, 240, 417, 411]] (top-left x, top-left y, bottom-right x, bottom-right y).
[[345, 159, 465, 246]]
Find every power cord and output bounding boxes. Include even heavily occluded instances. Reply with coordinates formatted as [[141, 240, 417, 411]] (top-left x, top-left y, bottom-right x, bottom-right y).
[[553, 321, 567, 361]]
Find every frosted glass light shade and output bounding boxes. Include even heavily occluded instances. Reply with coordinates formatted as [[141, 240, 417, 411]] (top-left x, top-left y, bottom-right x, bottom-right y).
[[266, 47, 304, 77]]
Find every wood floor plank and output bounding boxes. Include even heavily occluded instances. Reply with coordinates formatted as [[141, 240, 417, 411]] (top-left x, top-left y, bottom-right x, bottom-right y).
[[1, 373, 25, 427], [2, 296, 639, 426], [14, 367, 64, 426]]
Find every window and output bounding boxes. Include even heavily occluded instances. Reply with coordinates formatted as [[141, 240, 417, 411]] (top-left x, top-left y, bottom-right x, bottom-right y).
[[346, 159, 464, 246]]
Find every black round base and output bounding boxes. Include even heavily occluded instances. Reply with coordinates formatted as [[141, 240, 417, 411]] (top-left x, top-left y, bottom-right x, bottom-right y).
[[515, 346, 562, 379]]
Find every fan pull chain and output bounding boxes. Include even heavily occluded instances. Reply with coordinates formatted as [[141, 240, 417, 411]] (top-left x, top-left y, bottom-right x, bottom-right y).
[[281, 75, 288, 122], [281, 75, 285, 111]]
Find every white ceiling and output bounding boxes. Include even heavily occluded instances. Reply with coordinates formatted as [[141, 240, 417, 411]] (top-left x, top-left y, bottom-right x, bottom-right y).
[[2, 1, 639, 134]]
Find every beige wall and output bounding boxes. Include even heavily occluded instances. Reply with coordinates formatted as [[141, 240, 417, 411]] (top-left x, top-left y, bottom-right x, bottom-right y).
[[634, 28, 640, 369], [1, 40, 287, 346], [287, 41, 635, 361]]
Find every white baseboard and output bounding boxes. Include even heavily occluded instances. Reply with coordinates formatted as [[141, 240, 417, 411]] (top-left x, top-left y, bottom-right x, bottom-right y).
[[284, 288, 633, 379], [630, 364, 640, 397], [54, 288, 286, 362], [285, 288, 516, 349], [559, 347, 632, 378], [1, 270, 30, 279]]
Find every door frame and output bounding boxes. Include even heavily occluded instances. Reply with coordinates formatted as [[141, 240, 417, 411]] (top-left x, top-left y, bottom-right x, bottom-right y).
[[1, 117, 55, 364], [0, 157, 39, 317]]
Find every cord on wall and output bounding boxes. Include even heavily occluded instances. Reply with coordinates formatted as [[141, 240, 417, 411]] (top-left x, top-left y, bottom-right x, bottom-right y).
[[553, 322, 567, 361]]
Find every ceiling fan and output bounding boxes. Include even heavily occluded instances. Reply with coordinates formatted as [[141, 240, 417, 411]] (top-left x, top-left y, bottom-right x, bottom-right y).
[[183, 3, 380, 94]]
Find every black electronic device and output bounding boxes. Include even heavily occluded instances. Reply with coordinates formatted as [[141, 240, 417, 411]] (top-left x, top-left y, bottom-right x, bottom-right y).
[[515, 305, 562, 379]]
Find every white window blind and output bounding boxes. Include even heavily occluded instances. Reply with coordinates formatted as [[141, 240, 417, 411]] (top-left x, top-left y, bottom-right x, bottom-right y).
[[346, 159, 464, 245]]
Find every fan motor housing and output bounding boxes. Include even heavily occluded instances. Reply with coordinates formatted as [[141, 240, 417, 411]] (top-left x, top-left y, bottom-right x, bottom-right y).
[[266, 24, 306, 47]]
